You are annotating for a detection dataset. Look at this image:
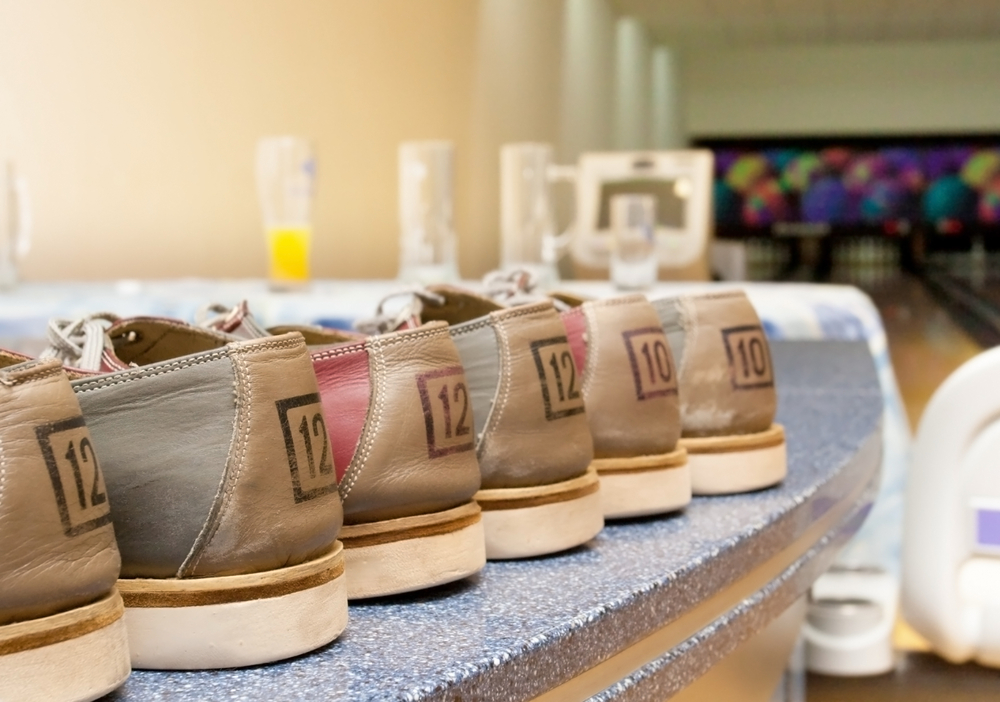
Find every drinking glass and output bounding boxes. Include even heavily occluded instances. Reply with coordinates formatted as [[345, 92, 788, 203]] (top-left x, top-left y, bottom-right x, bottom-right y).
[[500, 143, 559, 287], [610, 194, 658, 290], [256, 136, 316, 289], [398, 141, 458, 283], [0, 162, 31, 290]]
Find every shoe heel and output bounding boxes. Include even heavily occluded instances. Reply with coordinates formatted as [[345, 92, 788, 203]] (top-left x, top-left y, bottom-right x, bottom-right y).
[[340, 501, 486, 600], [594, 446, 691, 519], [0, 590, 131, 702], [475, 468, 604, 559], [682, 424, 787, 495], [118, 541, 347, 669]]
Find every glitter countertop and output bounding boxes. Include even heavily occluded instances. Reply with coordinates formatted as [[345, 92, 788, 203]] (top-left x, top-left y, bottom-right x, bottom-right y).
[[104, 340, 883, 701]]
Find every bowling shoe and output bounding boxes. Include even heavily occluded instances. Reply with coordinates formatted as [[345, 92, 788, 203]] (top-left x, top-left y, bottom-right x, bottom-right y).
[[547, 291, 691, 518], [39, 315, 348, 669], [649, 289, 787, 495], [0, 358, 130, 702], [201, 302, 486, 600], [361, 286, 603, 560]]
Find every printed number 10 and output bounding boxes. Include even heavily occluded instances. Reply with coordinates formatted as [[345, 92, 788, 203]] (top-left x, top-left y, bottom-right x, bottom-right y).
[[736, 337, 767, 379], [639, 340, 672, 385]]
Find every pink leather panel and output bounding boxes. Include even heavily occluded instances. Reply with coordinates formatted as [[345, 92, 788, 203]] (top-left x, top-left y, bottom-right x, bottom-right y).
[[561, 307, 588, 378], [311, 341, 371, 483]]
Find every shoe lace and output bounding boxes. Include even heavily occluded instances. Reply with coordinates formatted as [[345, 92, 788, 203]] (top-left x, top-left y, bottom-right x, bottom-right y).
[[40, 313, 119, 371], [353, 287, 446, 335], [194, 301, 270, 339], [482, 268, 569, 310], [482, 268, 539, 304], [194, 302, 233, 330]]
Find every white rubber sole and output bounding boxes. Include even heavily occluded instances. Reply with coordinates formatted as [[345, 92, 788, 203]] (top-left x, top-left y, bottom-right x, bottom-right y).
[[118, 541, 347, 670], [594, 446, 691, 519], [681, 424, 787, 495], [0, 590, 131, 702], [475, 468, 604, 560], [340, 501, 486, 600]]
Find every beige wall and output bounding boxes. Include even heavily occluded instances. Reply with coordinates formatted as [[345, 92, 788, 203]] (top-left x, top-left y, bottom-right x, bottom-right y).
[[1, 1, 484, 281], [26, 5, 991, 281], [682, 39, 1000, 138], [1, 0, 652, 281]]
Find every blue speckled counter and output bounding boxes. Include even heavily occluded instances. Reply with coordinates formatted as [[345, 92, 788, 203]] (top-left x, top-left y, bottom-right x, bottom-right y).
[[104, 340, 882, 701]]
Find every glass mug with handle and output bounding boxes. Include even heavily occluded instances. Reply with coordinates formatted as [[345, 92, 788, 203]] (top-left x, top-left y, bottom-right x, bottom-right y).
[[256, 136, 316, 289], [0, 162, 31, 290]]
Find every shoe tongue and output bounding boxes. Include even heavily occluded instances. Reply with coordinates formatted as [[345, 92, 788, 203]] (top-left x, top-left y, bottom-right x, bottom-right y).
[[420, 285, 505, 324], [200, 301, 271, 340], [548, 291, 589, 309]]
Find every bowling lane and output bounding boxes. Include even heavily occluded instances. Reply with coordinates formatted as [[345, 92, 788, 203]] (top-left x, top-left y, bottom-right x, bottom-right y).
[[869, 272, 983, 431]]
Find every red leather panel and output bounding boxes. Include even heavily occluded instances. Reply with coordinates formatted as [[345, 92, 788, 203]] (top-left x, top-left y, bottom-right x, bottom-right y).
[[311, 341, 371, 484], [561, 307, 589, 379]]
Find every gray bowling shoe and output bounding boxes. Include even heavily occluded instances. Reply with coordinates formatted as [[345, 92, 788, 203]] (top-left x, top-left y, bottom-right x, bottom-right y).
[[40, 315, 348, 670], [363, 286, 603, 560]]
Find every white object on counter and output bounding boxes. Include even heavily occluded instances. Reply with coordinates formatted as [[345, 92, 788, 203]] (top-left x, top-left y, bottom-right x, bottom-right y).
[[902, 345, 1000, 668], [804, 567, 897, 676]]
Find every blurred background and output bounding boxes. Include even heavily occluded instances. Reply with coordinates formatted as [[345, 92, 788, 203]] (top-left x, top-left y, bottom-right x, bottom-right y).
[[3, 0, 998, 283]]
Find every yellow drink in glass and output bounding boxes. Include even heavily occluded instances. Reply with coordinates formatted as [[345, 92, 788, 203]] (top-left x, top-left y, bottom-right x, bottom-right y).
[[267, 225, 311, 284]]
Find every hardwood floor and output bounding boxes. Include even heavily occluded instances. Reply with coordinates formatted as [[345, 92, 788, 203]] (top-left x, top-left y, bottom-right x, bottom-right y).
[[807, 653, 1000, 701]]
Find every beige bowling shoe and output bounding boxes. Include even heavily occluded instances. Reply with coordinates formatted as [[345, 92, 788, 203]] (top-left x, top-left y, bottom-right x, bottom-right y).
[[0, 358, 130, 702], [650, 289, 787, 495]]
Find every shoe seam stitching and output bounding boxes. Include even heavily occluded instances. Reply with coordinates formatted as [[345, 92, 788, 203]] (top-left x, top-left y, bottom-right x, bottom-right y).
[[593, 295, 644, 308], [71, 351, 230, 392], [339, 337, 385, 502], [479, 319, 512, 456], [448, 318, 493, 336], [71, 337, 303, 393], [679, 290, 743, 303], [310, 344, 367, 362], [184, 349, 254, 575], [582, 303, 600, 397], [0, 433, 6, 517], [490, 302, 552, 322], [0, 365, 63, 386], [311, 326, 449, 361], [375, 325, 449, 345]]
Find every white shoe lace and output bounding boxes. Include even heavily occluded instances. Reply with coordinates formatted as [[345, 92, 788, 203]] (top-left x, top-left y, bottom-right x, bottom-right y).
[[482, 268, 569, 310], [353, 288, 446, 335], [195, 301, 270, 339], [482, 268, 541, 305], [194, 302, 233, 329], [40, 313, 119, 371]]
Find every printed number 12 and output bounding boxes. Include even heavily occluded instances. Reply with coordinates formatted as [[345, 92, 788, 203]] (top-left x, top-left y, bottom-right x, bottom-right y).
[[298, 413, 333, 478], [64, 438, 106, 510], [548, 351, 580, 402], [437, 382, 470, 439]]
